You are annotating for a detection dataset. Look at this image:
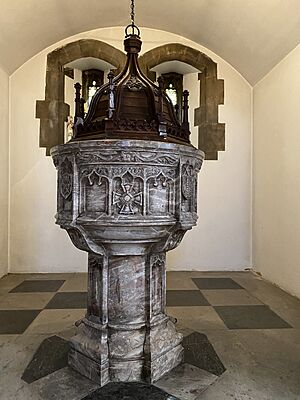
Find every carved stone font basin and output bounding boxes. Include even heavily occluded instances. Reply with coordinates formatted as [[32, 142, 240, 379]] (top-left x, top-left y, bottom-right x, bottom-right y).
[[51, 139, 204, 385]]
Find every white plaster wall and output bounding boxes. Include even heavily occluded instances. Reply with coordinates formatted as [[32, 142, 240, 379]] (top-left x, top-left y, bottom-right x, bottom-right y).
[[9, 55, 87, 273], [9, 27, 252, 273], [169, 63, 252, 270], [253, 43, 300, 298], [0, 66, 9, 277]]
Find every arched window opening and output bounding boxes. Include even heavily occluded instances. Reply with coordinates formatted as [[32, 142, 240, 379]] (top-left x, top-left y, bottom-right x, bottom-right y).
[[151, 61, 198, 129], [63, 57, 114, 142], [82, 69, 104, 110], [36, 41, 224, 159], [161, 72, 183, 121], [140, 45, 225, 160], [166, 83, 177, 105]]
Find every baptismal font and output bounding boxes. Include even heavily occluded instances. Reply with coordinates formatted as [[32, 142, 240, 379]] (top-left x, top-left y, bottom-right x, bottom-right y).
[[51, 1, 204, 386]]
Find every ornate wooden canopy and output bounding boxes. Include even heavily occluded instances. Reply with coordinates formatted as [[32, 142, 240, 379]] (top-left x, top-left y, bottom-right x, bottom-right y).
[[73, 29, 192, 146]]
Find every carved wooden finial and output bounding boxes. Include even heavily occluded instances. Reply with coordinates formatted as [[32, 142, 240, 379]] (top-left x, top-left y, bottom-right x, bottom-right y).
[[174, 104, 179, 120], [80, 98, 85, 119], [182, 90, 190, 134], [108, 71, 115, 119], [157, 76, 164, 116], [157, 76, 167, 137], [74, 82, 82, 124]]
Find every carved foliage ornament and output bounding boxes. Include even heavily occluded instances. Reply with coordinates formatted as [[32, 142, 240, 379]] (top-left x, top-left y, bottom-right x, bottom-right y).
[[112, 166, 144, 179], [76, 151, 179, 165], [125, 75, 145, 92]]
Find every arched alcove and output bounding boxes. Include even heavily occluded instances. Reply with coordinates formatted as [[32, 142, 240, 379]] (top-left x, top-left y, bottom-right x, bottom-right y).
[[36, 40, 224, 160], [139, 44, 225, 160], [36, 39, 126, 155]]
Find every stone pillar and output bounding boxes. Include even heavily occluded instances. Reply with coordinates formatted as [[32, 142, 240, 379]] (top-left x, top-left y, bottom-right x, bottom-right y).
[[69, 251, 182, 384], [68, 253, 109, 385], [51, 139, 204, 385]]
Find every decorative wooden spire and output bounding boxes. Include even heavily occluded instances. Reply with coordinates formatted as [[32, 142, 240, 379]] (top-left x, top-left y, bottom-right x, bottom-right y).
[[74, 82, 85, 124], [71, 4, 192, 146], [182, 90, 190, 133]]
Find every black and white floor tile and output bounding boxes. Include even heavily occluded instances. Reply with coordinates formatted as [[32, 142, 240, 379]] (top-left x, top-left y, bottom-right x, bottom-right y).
[[0, 271, 299, 400], [0, 275, 292, 334]]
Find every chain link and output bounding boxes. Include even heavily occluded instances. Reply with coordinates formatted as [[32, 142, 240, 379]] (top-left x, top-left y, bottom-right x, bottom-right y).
[[130, 0, 135, 25]]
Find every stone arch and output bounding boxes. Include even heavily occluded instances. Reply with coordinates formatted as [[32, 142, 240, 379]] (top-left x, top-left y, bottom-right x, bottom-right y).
[[139, 44, 225, 160], [36, 39, 126, 155]]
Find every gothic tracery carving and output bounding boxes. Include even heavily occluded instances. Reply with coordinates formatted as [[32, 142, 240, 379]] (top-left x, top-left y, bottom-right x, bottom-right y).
[[81, 167, 109, 183], [150, 253, 166, 316], [181, 161, 194, 200], [60, 158, 73, 200]]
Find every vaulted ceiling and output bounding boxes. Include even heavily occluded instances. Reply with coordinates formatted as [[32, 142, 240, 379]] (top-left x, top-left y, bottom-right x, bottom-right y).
[[1, 0, 300, 84]]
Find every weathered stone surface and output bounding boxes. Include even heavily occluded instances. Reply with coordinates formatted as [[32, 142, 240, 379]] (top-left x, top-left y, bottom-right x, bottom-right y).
[[51, 139, 204, 385], [154, 363, 219, 400], [69, 348, 110, 386]]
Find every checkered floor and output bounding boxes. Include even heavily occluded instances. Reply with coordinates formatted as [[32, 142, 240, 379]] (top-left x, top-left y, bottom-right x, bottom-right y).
[[0, 271, 293, 335], [1, 271, 300, 400]]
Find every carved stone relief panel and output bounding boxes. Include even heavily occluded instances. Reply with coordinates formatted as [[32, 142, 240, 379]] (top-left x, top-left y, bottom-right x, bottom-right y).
[[150, 253, 166, 317], [112, 173, 143, 216], [73, 151, 181, 220], [80, 167, 109, 217], [181, 160, 196, 213], [147, 173, 174, 216], [87, 254, 105, 320], [60, 158, 73, 201], [57, 157, 73, 223], [52, 140, 204, 385]]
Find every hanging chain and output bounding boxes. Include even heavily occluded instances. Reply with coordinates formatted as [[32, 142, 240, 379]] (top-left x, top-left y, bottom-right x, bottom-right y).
[[130, 0, 135, 26], [125, 0, 140, 37]]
